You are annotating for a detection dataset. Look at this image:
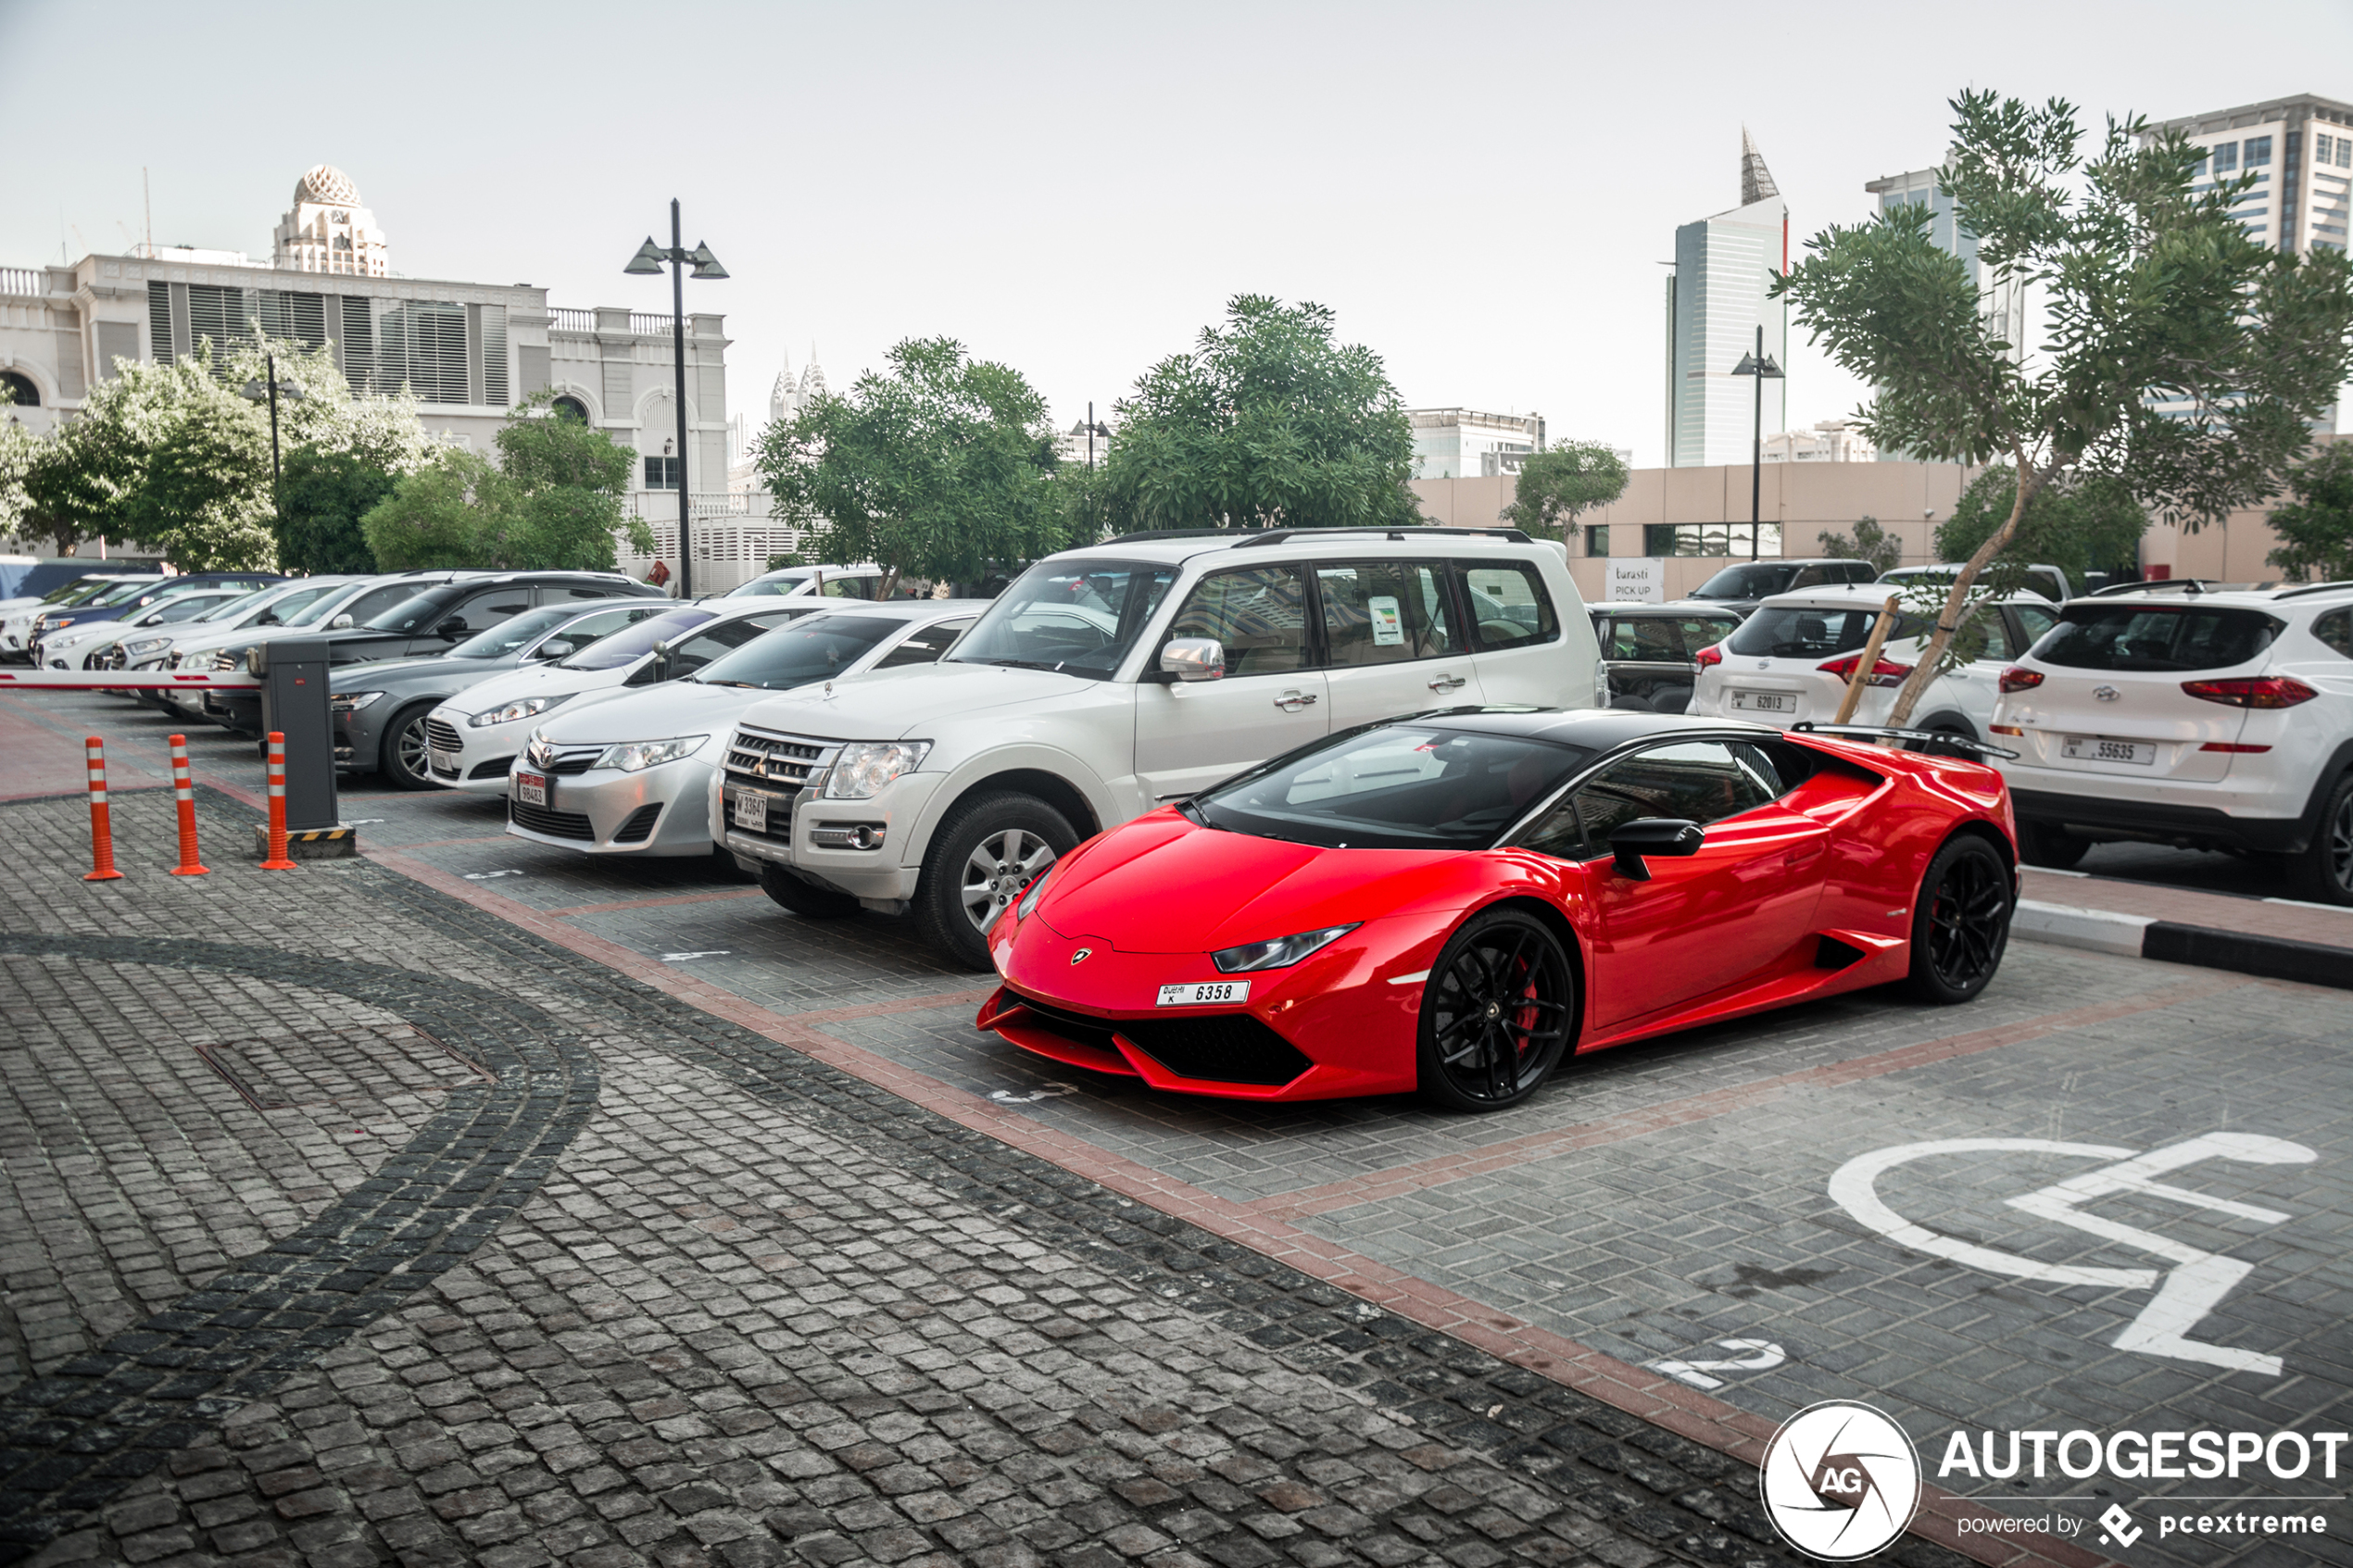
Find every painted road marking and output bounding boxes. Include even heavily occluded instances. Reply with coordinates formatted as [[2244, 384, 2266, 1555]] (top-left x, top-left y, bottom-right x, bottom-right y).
[[1643, 1338, 1785, 1390], [463, 869, 523, 881], [990, 1083, 1077, 1104], [661, 950, 732, 962], [1830, 1133, 2317, 1376]]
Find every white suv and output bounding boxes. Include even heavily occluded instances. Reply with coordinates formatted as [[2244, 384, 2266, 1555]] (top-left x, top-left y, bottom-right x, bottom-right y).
[[1689, 582, 2061, 743], [1990, 582, 2353, 902], [712, 528, 1602, 966]]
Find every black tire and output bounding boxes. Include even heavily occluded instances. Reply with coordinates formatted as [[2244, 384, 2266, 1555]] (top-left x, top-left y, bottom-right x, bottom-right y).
[[912, 791, 1077, 971], [1905, 718, 1979, 759], [2018, 821, 2091, 871], [2287, 771, 2353, 907], [1907, 834, 2014, 1004], [757, 860, 861, 919], [378, 702, 441, 791], [1416, 908, 1577, 1112]]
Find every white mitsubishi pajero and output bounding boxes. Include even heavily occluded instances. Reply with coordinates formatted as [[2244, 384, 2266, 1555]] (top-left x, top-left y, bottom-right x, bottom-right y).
[[711, 527, 1603, 967]]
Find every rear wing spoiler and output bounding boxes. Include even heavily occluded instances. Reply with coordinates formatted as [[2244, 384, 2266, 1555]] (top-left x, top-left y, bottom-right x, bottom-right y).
[[1791, 721, 2018, 761]]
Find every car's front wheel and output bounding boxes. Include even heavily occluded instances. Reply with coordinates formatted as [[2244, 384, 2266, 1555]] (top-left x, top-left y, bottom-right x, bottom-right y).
[[2288, 771, 2353, 907], [1907, 834, 2014, 1004], [379, 703, 440, 790], [1417, 909, 1576, 1112], [912, 791, 1076, 971]]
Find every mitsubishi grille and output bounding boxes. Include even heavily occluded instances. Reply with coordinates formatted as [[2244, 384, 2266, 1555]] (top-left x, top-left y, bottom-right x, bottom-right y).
[[724, 725, 839, 790]]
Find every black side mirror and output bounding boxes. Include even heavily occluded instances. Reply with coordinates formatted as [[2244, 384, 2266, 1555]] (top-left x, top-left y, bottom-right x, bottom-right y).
[[255, 610, 279, 626], [437, 617, 470, 639], [1609, 818, 1705, 881]]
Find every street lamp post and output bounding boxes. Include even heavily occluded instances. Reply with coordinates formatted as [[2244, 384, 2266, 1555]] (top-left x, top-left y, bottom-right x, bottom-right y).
[[1730, 324, 1783, 561], [241, 355, 306, 527], [623, 202, 727, 597]]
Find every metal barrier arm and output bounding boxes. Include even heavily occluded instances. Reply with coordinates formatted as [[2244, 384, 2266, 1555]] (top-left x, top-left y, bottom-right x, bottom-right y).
[[0, 669, 261, 692]]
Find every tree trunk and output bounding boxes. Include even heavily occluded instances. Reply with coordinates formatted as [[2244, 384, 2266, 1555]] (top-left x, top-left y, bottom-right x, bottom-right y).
[[1885, 463, 2043, 728], [876, 565, 902, 601]]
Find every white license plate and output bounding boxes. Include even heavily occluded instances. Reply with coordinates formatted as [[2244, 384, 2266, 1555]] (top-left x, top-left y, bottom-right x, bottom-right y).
[[431, 746, 459, 775], [1730, 690, 1795, 714], [1156, 980, 1250, 1008], [732, 790, 769, 833], [2062, 735, 2157, 766], [513, 770, 547, 807]]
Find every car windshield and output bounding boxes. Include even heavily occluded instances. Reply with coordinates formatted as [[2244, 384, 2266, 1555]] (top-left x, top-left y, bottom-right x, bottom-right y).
[[231, 583, 330, 625], [47, 579, 128, 606], [91, 580, 164, 607], [692, 615, 903, 689], [1692, 563, 1801, 599], [2033, 605, 2283, 671], [448, 605, 580, 659], [558, 607, 716, 670], [363, 589, 456, 632], [947, 559, 1176, 680], [726, 574, 809, 597], [1729, 604, 1929, 659], [1194, 723, 1594, 851], [145, 595, 238, 625], [277, 583, 359, 625]]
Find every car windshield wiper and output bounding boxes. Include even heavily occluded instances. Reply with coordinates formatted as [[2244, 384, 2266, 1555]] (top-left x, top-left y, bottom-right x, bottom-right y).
[[963, 657, 1065, 672]]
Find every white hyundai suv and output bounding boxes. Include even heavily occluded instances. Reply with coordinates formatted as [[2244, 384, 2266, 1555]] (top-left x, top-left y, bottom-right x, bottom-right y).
[[1689, 582, 2061, 743], [1990, 582, 2353, 902], [711, 528, 1602, 967]]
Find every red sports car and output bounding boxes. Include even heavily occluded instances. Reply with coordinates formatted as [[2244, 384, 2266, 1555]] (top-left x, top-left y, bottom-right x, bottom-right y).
[[976, 709, 2018, 1110]]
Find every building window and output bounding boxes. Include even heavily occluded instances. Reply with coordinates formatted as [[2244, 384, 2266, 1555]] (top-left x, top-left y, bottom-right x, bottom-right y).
[[2340, 139, 2352, 169], [1643, 522, 1783, 558], [1585, 525, 1609, 558], [551, 395, 590, 422], [2212, 142, 2238, 173], [2245, 136, 2272, 168], [0, 370, 38, 408], [2321, 134, 2335, 166], [644, 456, 681, 490]]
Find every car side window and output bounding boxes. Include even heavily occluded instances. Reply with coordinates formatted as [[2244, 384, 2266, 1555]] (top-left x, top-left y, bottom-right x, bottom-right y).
[[876, 618, 975, 669], [819, 576, 878, 599], [563, 606, 654, 642], [2313, 608, 2353, 659], [1318, 561, 1450, 666], [2014, 604, 2058, 649], [1457, 562, 1559, 652], [1562, 741, 1779, 857], [1789, 566, 1827, 591], [1678, 617, 1736, 653], [668, 619, 774, 675], [1165, 566, 1311, 677], [448, 590, 531, 631], [342, 583, 418, 625]]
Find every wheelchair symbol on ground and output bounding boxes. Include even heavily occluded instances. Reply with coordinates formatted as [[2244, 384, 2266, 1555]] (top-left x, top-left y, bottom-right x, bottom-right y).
[[1830, 1133, 2316, 1376], [1644, 1339, 1786, 1389]]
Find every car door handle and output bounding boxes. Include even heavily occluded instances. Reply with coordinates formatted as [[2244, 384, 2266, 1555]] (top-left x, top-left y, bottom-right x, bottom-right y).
[[1274, 690, 1319, 711], [1428, 673, 1466, 692]]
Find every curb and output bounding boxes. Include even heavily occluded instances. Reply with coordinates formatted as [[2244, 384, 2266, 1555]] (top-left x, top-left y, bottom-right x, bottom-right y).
[[2014, 897, 2353, 989]]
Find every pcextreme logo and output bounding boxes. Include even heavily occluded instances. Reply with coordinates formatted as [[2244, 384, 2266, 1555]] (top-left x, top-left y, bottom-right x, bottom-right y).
[[1760, 1400, 1923, 1561]]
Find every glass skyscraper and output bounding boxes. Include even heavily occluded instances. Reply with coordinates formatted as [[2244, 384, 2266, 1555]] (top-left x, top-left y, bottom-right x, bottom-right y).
[[1664, 131, 1788, 470]]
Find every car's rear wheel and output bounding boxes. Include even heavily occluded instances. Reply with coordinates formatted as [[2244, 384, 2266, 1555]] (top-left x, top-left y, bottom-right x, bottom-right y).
[[377, 702, 443, 790], [758, 860, 860, 919], [1417, 909, 1576, 1112], [1908, 834, 2013, 1004], [2288, 771, 2353, 907], [2018, 822, 2090, 871], [912, 791, 1076, 971]]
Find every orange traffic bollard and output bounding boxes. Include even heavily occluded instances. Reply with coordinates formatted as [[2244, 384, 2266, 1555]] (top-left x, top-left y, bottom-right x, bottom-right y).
[[168, 734, 208, 876], [82, 736, 124, 882], [258, 731, 297, 871]]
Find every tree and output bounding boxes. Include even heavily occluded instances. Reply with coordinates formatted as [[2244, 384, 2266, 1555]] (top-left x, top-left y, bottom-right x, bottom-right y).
[[1500, 443, 1629, 543], [494, 390, 648, 571], [1817, 515, 1904, 575], [1936, 467, 2146, 596], [360, 448, 498, 570], [2265, 443, 2353, 583], [279, 447, 400, 573], [1100, 295, 1417, 533], [756, 337, 1066, 598], [1776, 89, 2353, 725]]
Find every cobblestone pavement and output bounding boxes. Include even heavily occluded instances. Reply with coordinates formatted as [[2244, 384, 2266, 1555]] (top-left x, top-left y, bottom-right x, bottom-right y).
[[6, 692, 2348, 1568]]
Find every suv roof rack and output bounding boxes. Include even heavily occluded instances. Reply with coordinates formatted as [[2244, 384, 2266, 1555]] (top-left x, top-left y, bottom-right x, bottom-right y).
[[1230, 525, 1533, 549], [2271, 579, 2353, 601], [1104, 530, 1246, 544], [2088, 578, 2224, 596]]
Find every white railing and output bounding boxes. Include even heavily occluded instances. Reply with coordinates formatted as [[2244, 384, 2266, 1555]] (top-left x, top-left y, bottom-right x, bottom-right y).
[[630, 312, 674, 335], [0, 268, 47, 298], [630, 490, 753, 520], [546, 307, 596, 332]]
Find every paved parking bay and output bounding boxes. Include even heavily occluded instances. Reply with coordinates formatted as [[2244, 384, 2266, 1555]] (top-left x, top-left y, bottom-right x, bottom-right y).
[[5, 690, 2349, 1568]]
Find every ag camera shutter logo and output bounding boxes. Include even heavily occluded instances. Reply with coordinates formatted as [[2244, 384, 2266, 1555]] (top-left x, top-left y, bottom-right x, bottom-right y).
[[1760, 1400, 1922, 1561]]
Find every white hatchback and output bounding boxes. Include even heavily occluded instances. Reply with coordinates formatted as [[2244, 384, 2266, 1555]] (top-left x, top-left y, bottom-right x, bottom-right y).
[[1990, 583, 2353, 902], [1689, 583, 2062, 743]]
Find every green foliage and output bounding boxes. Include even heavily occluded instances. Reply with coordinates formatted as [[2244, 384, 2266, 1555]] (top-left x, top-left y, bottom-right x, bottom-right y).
[[764, 550, 808, 571], [756, 337, 1067, 596], [361, 449, 497, 570], [2266, 443, 2353, 583], [1936, 466, 2146, 595], [1775, 87, 2353, 723], [1500, 444, 1629, 541], [1100, 295, 1417, 533], [278, 448, 397, 573], [1816, 515, 1905, 574]]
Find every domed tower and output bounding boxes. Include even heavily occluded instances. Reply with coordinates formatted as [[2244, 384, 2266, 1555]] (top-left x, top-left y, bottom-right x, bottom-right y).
[[272, 165, 389, 277]]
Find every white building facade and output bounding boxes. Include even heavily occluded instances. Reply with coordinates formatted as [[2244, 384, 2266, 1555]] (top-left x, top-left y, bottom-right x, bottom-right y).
[[1665, 131, 1788, 470], [1408, 408, 1545, 478]]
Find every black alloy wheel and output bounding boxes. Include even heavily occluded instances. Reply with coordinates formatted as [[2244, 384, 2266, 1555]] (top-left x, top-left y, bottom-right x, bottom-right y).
[[2291, 771, 2353, 907], [1907, 834, 2013, 1003], [1417, 909, 1576, 1112], [380, 702, 439, 791]]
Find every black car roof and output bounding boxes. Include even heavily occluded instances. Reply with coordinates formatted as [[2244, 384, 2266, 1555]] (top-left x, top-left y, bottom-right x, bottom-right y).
[[1410, 707, 1775, 750]]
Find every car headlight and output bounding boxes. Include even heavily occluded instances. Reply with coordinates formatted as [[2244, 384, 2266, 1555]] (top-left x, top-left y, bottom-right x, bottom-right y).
[[124, 636, 171, 657], [469, 694, 571, 728], [1211, 923, 1361, 974], [593, 735, 708, 772], [331, 691, 386, 714], [821, 740, 932, 799], [1014, 860, 1059, 921]]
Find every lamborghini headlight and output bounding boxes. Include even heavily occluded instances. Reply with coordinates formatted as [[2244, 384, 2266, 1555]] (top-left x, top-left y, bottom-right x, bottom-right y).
[[1211, 923, 1361, 973]]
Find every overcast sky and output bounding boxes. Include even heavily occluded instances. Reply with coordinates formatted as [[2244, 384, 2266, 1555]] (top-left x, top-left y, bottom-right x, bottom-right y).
[[6, 0, 2349, 468]]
